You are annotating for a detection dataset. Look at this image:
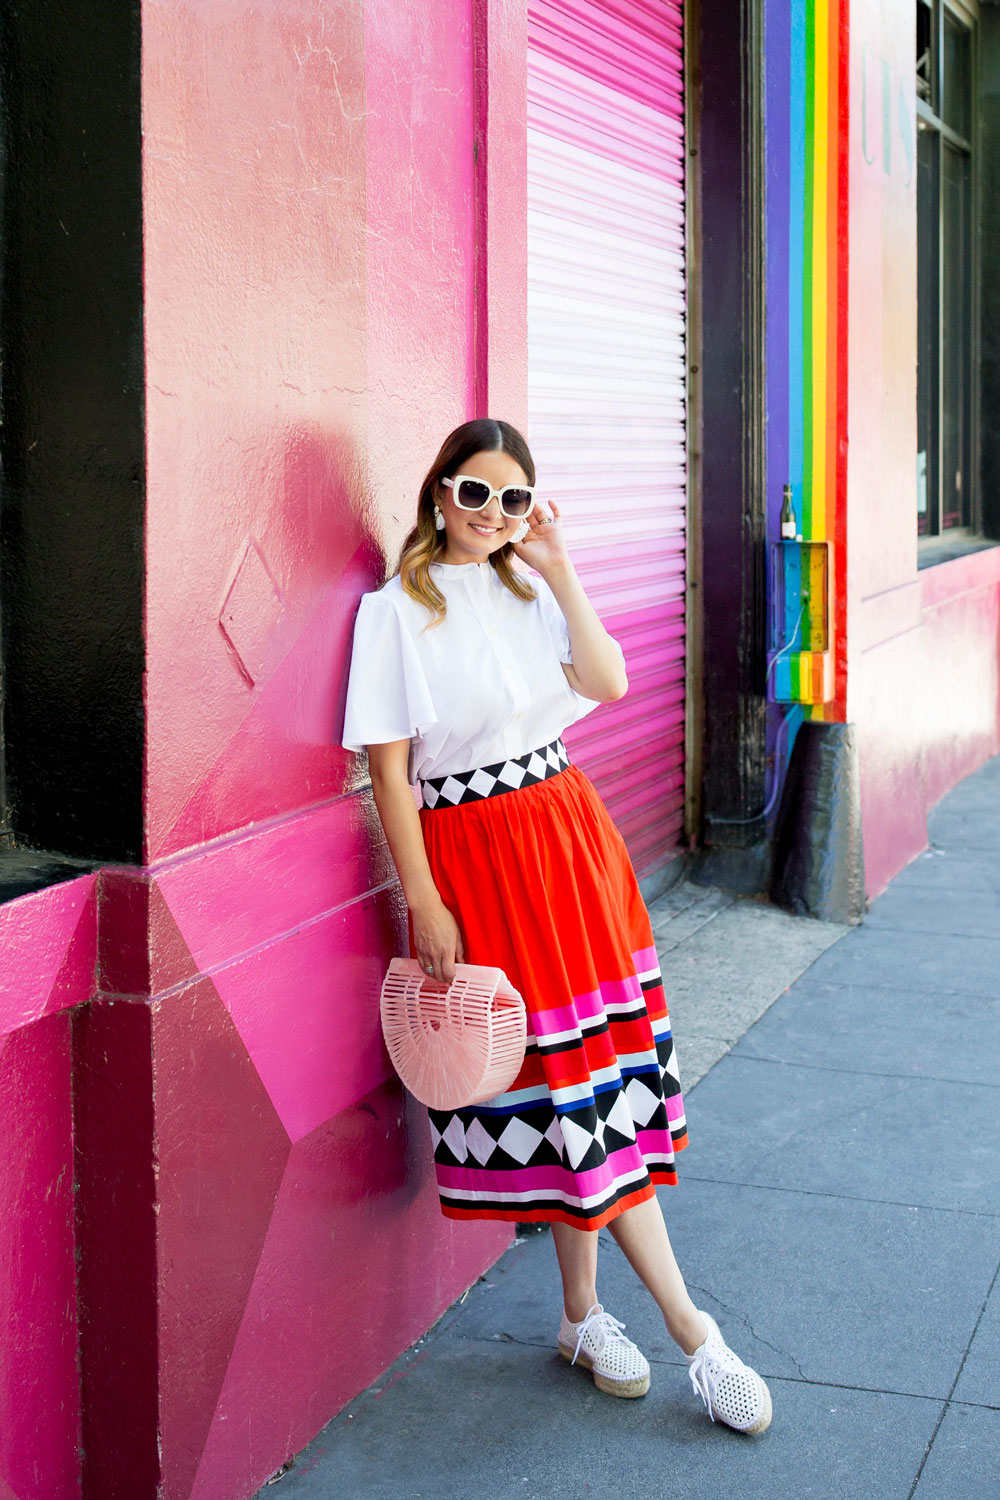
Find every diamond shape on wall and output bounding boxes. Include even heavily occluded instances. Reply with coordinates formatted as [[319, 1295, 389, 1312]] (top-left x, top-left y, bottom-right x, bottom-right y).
[[218, 537, 285, 687]]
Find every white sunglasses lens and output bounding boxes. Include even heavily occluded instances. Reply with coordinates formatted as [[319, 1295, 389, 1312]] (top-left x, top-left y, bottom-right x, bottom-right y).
[[456, 479, 491, 508], [502, 489, 533, 517]]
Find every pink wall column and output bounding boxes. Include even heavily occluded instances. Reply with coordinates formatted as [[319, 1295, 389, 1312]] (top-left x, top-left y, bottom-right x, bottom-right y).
[[473, 0, 530, 427], [0, 876, 98, 1500], [847, 0, 1000, 897], [138, 1, 521, 1496]]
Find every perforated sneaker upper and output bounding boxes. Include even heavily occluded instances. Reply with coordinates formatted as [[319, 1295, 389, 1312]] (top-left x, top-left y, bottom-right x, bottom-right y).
[[559, 1303, 650, 1384], [685, 1310, 769, 1431]]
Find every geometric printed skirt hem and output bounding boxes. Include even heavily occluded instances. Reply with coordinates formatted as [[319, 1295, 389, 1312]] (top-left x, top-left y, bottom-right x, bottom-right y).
[[408, 746, 689, 1231]]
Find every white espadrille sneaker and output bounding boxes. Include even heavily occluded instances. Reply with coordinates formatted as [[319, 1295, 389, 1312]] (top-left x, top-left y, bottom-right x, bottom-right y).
[[684, 1309, 772, 1434], [557, 1302, 651, 1398]]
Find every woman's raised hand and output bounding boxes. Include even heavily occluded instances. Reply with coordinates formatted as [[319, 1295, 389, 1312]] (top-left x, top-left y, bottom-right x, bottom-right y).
[[411, 897, 465, 984], [512, 499, 570, 575]]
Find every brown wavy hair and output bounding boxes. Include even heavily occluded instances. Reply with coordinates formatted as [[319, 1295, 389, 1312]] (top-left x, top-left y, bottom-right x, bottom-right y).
[[392, 418, 539, 628]]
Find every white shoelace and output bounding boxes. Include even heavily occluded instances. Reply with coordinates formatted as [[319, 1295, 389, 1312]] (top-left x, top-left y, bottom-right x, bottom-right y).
[[570, 1303, 630, 1366], [687, 1338, 757, 1424], [686, 1347, 722, 1421]]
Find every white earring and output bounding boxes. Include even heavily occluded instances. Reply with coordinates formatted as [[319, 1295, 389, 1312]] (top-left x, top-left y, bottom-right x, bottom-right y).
[[511, 519, 530, 544], [434, 505, 446, 531]]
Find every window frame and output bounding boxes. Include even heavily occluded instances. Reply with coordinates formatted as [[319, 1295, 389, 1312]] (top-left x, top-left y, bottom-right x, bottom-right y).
[[916, 0, 982, 558]]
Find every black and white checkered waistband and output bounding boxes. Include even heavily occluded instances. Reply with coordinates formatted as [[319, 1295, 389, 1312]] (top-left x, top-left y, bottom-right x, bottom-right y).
[[419, 737, 570, 809]]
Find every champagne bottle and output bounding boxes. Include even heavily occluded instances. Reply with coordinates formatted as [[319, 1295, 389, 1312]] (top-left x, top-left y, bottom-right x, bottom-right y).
[[780, 483, 797, 540]]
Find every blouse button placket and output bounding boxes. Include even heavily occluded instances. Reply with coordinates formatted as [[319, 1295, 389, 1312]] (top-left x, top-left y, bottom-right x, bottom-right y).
[[473, 568, 531, 720]]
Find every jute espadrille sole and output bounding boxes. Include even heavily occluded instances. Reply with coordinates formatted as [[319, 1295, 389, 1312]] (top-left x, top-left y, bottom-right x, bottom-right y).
[[743, 1381, 772, 1435], [557, 1341, 651, 1398]]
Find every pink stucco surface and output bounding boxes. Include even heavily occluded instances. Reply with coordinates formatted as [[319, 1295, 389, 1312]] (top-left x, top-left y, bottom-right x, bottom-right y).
[[142, 0, 370, 865], [0, 877, 96, 1500], [0, 1014, 81, 1500], [847, 0, 1000, 898], [0, 873, 96, 1034], [139, 1, 516, 1495], [856, 548, 1000, 896]]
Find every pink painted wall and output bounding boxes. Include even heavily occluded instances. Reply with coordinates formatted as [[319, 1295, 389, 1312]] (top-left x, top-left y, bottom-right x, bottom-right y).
[[0, 5, 525, 1496], [847, 0, 1000, 898], [137, 1, 523, 1495], [0, 875, 97, 1500]]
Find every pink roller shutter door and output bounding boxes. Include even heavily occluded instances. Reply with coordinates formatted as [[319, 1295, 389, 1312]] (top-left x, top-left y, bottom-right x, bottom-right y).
[[527, 0, 687, 881]]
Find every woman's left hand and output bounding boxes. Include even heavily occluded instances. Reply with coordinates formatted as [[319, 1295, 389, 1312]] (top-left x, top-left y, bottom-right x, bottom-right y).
[[511, 499, 571, 575]]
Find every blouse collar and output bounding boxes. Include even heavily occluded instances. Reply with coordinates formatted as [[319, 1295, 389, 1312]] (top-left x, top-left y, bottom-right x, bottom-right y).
[[429, 559, 493, 578]]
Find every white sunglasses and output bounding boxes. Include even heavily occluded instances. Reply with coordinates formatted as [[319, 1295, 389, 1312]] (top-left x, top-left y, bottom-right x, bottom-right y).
[[441, 473, 537, 519]]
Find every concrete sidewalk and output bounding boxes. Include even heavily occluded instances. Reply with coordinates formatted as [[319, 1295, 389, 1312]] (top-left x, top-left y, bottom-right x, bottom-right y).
[[259, 754, 1000, 1500]]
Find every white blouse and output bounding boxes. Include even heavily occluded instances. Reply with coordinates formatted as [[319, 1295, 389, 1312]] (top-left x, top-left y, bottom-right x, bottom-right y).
[[341, 559, 625, 785]]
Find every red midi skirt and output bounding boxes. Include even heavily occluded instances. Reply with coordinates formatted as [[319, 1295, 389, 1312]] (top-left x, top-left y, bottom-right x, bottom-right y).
[[407, 749, 689, 1232]]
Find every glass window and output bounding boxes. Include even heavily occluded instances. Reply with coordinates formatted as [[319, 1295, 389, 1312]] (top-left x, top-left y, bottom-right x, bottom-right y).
[[916, 128, 939, 534], [942, 10, 971, 136], [916, 0, 976, 540], [916, 0, 934, 106], [940, 143, 972, 529]]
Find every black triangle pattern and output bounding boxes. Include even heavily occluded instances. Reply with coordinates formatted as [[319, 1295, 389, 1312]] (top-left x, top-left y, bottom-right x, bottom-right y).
[[420, 738, 569, 809], [428, 1065, 677, 1177]]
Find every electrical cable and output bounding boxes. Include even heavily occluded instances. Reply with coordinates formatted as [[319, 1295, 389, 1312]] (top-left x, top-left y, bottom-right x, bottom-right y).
[[707, 602, 808, 826]]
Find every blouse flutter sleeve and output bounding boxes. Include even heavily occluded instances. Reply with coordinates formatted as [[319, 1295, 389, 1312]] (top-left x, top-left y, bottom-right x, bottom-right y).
[[532, 574, 626, 671], [341, 591, 439, 752]]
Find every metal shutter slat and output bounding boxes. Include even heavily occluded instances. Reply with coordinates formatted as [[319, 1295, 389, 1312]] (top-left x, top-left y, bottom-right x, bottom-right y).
[[527, 0, 687, 882]]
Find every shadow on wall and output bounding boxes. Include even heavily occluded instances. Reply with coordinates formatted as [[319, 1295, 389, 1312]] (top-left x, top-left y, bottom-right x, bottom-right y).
[[163, 420, 385, 855]]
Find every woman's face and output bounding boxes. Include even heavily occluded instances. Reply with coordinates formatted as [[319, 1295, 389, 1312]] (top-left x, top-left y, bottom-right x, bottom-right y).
[[435, 448, 531, 565]]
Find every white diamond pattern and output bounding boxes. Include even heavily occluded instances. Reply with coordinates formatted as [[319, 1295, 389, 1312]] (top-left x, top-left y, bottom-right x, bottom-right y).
[[625, 1077, 659, 1128], [441, 1116, 468, 1163], [497, 1117, 545, 1165], [605, 1091, 637, 1143], [560, 1116, 596, 1170], [544, 1117, 566, 1159], [464, 1119, 498, 1165]]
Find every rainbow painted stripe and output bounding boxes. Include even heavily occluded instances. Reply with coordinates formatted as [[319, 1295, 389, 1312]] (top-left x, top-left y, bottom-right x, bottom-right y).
[[769, 0, 849, 714]]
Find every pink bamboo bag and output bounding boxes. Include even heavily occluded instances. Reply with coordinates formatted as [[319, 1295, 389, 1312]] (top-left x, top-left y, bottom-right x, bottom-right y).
[[379, 957, 527, 1110]]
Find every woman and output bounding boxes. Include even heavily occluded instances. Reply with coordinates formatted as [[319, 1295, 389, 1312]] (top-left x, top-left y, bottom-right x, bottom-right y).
[[342, 418, 771, 1435]]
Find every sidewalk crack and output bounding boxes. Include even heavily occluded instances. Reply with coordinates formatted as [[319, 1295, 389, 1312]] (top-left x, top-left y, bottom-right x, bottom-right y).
[[681, 1170, 1000, 1218], [683, 1284, 809, 1380], [731, 1053, 1000, 1090], [905, 1250, 1000, 1500]]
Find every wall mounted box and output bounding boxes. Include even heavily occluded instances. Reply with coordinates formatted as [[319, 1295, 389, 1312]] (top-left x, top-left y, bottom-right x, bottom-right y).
[[768, 539, 834, 703]]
